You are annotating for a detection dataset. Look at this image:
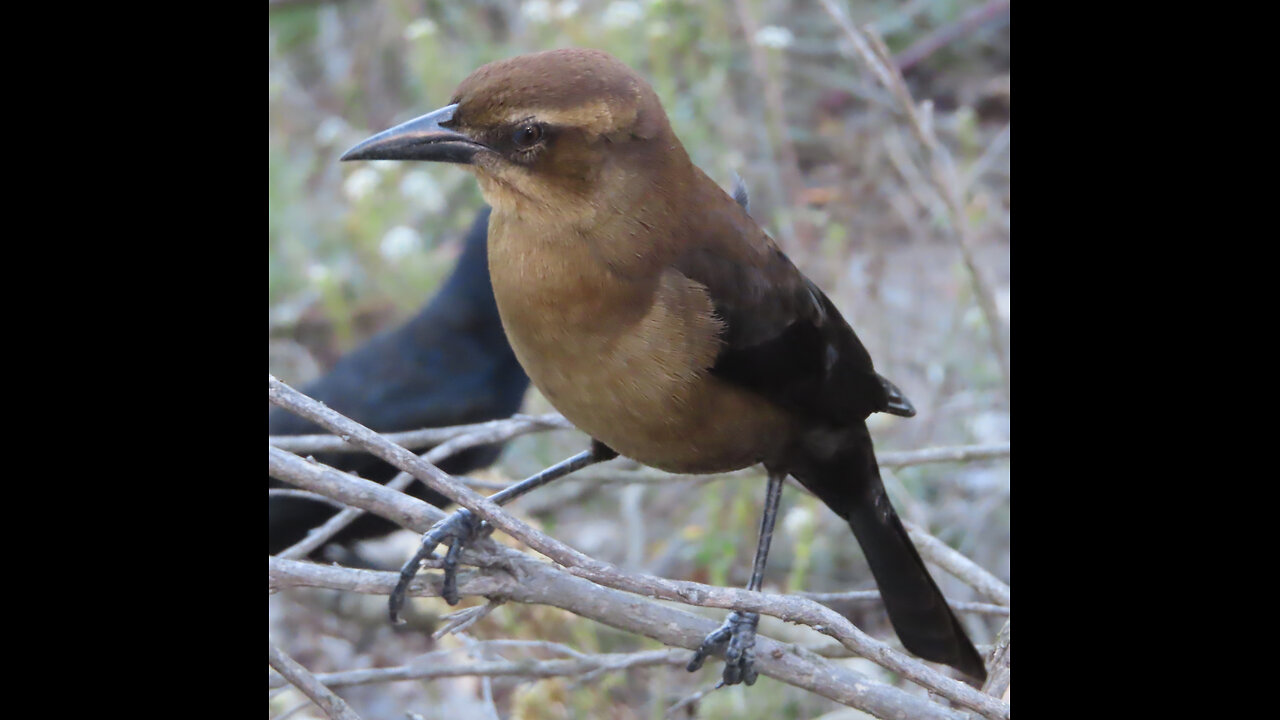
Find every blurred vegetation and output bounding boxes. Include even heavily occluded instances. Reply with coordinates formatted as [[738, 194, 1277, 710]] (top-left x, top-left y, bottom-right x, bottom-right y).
[[269, 1, 1008, 718]]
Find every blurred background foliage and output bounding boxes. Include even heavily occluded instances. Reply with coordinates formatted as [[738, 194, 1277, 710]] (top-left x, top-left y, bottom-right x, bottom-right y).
[[270, 1, 1008, 718]]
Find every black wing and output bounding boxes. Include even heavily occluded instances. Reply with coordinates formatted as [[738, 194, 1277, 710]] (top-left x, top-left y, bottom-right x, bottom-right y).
[[674, 186, 912, 425]]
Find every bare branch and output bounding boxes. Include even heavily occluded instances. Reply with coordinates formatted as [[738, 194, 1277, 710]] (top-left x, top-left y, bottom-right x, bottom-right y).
[[572, 442, 1008, 488], [963, 122, 1011, 194], [269, 413, 572, 455], [267, 646, 688, 689], [269, 488, 347, 506], [797, 590, 1008, 616], [664, 683, 720, 718], [274, 412, 578, 559], [457, 639, 588, 658], [271, 558, 968, 720], [982, 619, 1011, 700], [268, 643, 363, 720], [434, 600, 504, 639], [892, 0, 1010, 73], [818, 0, 1010, 399], [731, 0, 812, 251], [904, 521, 1011, 606], [880, 443, 1009, 468], [267, 381, 1009, 719]]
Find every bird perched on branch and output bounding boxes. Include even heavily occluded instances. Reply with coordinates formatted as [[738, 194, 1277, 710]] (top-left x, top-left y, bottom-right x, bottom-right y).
[[342, 48, 986, 684], [269, 206, 530, 558]]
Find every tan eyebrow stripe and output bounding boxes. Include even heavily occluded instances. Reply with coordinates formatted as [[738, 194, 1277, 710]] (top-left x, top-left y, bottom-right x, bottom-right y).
[[502, 100, 633, 135]]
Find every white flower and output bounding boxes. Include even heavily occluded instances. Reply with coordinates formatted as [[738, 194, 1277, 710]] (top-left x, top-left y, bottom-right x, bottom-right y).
[[522, 0, 552, 23], [380, 226, 422, 261], [404, 18, 437, 41], [342, 167, 380, 201], [400, 171, 444, 213], [603, 1, 643, 29], [754, 25, 793, 49]]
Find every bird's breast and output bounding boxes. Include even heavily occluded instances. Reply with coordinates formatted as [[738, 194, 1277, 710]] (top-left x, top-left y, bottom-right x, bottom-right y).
[[488, 227, 790, 473]]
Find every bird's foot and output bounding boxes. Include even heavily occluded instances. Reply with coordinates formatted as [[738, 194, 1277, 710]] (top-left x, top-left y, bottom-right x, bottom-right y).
[[388, 509, 489, 622], [687, 610, 760, 686]]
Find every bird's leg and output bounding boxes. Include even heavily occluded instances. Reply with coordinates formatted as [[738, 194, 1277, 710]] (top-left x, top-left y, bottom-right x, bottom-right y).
[[687, 469, 785, 686], [389, 441, 617, 622]]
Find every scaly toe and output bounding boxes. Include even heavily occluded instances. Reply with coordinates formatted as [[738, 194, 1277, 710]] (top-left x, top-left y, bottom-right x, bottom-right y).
[[687, 611, 760, 685], [389, 509, 485, 620]]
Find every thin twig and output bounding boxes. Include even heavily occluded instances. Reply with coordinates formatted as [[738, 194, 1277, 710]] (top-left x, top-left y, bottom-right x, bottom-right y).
[[664, 683, 720, 718], [880, 443, 1009, 468], [269, 488, 347, 506], [268, 646, 690, 689], [269, 413, 572, 455], [267, 380, 1009, 719], [465, 639, 588, 659], [732, 0, 811, 251], [818, 0, 1010, 399], [433, 600, 504, 639], [981, 619, 1011, 699], [893, 0, 1010, 73], [962, 122, 1011, 194], [576, 442, 1009, 487], [459, 635, 502, 720], [275, 414, 579, 559], [882, 126, 949, 224], [798, 590, 1008, 616], [270, 558, 969, 720], [904, 520, 1011, 606], [268, 643, 362, 720]]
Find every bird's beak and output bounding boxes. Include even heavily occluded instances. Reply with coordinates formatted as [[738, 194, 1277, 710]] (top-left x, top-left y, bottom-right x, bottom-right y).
[[340, 104, 485, 164]]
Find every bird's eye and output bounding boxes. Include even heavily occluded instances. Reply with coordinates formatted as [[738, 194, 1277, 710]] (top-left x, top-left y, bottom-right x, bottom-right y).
[[512, 123, 545, 149]]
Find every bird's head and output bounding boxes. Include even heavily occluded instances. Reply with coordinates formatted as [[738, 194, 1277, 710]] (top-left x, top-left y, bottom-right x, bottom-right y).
[[341, 49, 685, 220]]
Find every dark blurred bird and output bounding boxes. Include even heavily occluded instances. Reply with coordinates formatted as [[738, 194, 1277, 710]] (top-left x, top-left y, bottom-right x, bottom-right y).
[[269, 206, 530, 557], [342, 49, 985, 684]]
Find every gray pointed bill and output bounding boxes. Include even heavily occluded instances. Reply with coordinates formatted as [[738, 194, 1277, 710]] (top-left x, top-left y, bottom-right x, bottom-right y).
[[340, 104, 485, 164]]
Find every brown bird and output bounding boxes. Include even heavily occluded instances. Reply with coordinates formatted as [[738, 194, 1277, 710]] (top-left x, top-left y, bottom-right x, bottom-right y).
[[342, 48, 986, 685]]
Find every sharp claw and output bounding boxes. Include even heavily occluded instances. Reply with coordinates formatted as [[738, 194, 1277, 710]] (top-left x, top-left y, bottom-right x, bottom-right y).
[[388, 541, 438, 624], [388, 509, 483, 621], [687, 611, 760, 686], [687, 646, 711, 672], [441, 539, 465, 605]]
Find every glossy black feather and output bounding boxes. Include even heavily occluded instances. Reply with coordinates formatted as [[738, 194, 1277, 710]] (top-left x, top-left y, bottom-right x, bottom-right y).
[[269, 207, 530, 556], [674, 188, 909, 424], [677, 185, 980, 679], [789, 424, 986, 679]]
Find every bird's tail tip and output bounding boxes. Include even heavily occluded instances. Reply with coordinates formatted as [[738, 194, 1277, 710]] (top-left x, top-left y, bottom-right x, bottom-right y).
[[877, 375, 916, 417], [730, 172, 750, 214]]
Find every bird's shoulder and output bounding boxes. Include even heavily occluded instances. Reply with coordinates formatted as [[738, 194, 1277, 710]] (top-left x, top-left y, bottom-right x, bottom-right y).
[[670, 183, 907, 424]]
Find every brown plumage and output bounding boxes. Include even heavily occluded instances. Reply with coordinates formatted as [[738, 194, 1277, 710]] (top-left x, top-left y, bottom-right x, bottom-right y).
[[343, 48, 986, 684]]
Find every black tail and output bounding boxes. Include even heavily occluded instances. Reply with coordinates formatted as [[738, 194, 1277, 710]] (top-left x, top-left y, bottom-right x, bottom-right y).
[[792, 424, 987, 681], [875, 373, 916, 417]]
